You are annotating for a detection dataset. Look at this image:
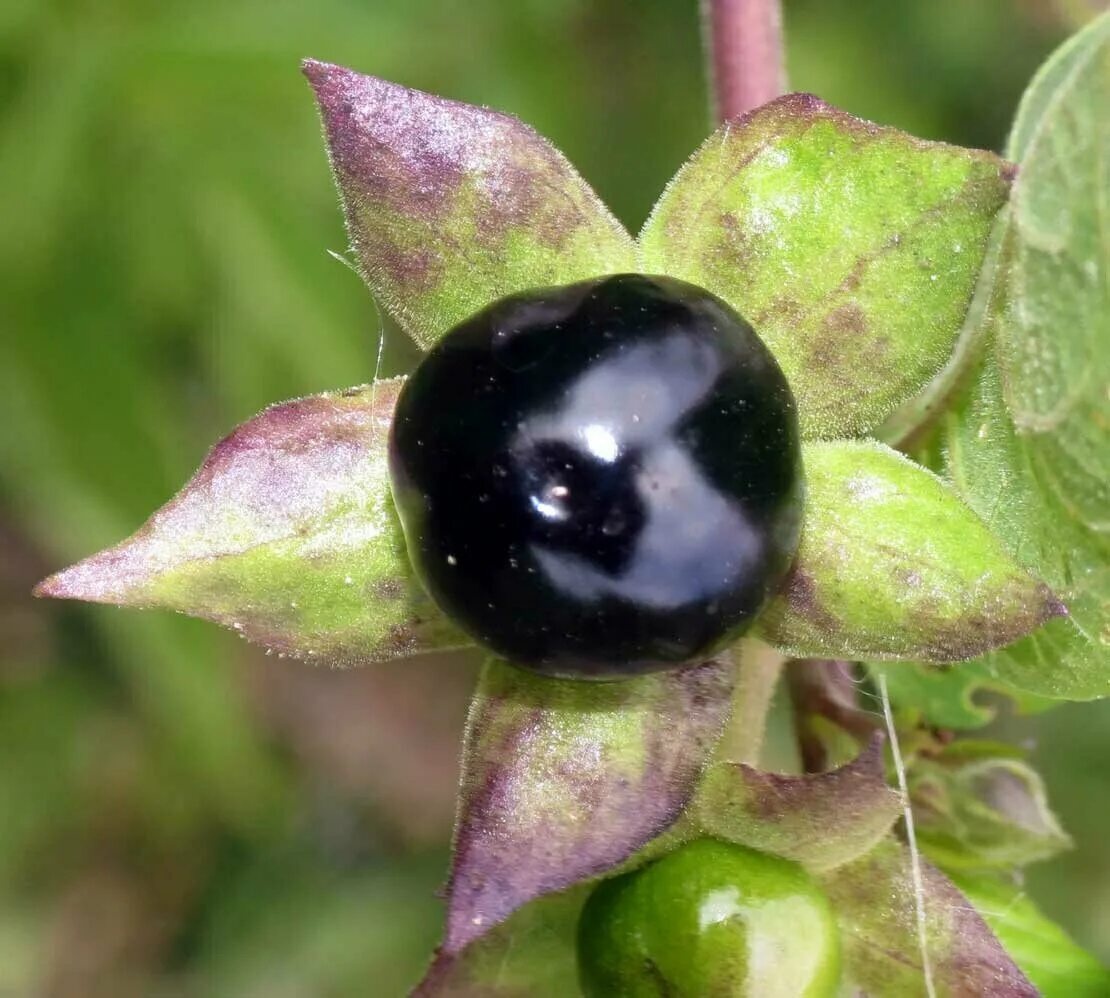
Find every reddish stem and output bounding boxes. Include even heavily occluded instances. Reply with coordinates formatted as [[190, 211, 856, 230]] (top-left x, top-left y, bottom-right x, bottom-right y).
[[702, 0, 787, 122], [787, 659, 881, 773]]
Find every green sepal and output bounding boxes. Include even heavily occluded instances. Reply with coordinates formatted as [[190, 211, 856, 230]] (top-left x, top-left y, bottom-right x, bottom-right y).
[[304, 61, 636, 348], [438, 657, 734, 956], [415, 888, 587, 997], [640, 93, 1012, 440], [909, 745, 1071, 871], [820, 837, 1036, 996], [695, 734, 902, 872], [35, 381, 467, 665], [757, 440, 1063, 662], [951, 871, 1110, 998]]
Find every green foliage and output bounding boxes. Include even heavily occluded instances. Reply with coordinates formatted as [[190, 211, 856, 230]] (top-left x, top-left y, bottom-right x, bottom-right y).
[[910, 745, 1071, 871], [306, 61, 636, 348], [868, 658, 1055, 730], [940, 13, 1110, 700], [36, 381, 467, 664], [952, 872, 1110, 998], [757, 441, 1061, 662], [640, 95, 1011, 440]]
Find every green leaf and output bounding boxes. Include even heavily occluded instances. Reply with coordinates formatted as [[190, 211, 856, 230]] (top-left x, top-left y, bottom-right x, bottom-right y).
[[304, 61, 636, 348], [695, 734, 903, 871], [910, 750, 1071, 871], [35, 381, 467, 665], [1006, 13, 1110, 161], [950, 872, 1110, 998], [416, 889, 585, 997], [757, 440, 1063, 662], [821, 837, 1036, 996], [938, 13, 1110, 700], [943, 352, 1107, 702], [640, 93, 1012, 440], [868, 659, 1056, 731], [440, 656, 733, 955]]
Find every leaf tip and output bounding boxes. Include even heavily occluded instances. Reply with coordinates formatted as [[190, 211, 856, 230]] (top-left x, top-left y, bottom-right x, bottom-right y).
[[301, 59, 395, 132], [721, 91, 832, 131], [768, 90, 831, 116], [300, 57, 344, 90], [1044, 590, 1070, 622], [31, 574, 63, 600], [32, 551, 131, 606]]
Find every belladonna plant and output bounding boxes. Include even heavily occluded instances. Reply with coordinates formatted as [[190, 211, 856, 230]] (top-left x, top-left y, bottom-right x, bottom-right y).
[[35, 9, 1110, 996]]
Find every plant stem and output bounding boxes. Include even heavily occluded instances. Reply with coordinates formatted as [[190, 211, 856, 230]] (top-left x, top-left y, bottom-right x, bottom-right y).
[[700, 0, 789, 767], [701, 0, 787, 122], [718, 639, 785, 765], [787, 658, 880, 772]]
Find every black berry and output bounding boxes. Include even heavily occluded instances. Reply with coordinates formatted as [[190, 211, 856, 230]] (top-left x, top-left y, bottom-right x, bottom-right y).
[[388, 274, 803, 678]]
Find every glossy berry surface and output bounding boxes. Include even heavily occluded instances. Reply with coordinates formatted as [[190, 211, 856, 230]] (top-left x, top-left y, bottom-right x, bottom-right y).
[[388, 274, 803, 678], [577, 838, 841, 998]]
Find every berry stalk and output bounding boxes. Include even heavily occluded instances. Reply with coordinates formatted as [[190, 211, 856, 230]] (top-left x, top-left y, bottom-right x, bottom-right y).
[[700, 0, 790, 766], [701, 0, 786, 122]]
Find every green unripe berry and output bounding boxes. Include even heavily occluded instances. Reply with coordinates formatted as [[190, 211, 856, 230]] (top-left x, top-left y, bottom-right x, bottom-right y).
[[578, 838, 840, 997]]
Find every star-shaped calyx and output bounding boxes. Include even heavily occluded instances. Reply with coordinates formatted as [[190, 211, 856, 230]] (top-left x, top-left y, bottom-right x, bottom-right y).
[[36, 59, 1064, 995]]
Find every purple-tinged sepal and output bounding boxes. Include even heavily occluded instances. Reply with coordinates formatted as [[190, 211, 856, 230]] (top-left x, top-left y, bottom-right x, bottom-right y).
[[36, 380, 467, 665], [821, 837, 1037, 995], [695, 734, 903, 871], [909, 742, 1071, 871], [436, 656, 733, 958], [304, 60, 636, 348], [757, 441, 1064, 663]]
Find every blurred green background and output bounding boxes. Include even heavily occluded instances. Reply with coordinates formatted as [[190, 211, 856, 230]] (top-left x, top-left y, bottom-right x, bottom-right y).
[[3, 0, 1108, 994]]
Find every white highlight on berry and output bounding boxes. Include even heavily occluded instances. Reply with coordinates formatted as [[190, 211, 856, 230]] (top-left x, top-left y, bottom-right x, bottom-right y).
[[581, 423, 620, 462]]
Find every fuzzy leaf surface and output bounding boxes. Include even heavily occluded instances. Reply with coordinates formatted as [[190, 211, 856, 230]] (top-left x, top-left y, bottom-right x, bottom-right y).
[[944, 363, 1108, 699], [695, 734, 902, 872], [821, 837, 1036, 996], [36, 381, 466, 665], [757, 441, 1063, 662], [440, 657, 732, 956], [910, 747, 1071, 871], [304, 60, 636, 347], [938, 13, 1110, 699], [640, 93, 1012, 439], [951, 872, 1110, 998]]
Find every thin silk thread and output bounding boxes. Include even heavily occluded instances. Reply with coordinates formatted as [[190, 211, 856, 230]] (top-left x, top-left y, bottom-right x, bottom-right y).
[[878, 672, 937, 998]]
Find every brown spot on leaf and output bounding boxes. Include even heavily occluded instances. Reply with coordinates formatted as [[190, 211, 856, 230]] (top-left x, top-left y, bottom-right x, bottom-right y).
[[899, 579, 1066, 663], [780, 567, 839, 637], [373, 577, 407, 601]]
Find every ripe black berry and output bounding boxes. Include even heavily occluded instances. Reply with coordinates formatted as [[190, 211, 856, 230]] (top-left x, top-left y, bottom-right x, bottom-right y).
[[388, 274, 803, 678]]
